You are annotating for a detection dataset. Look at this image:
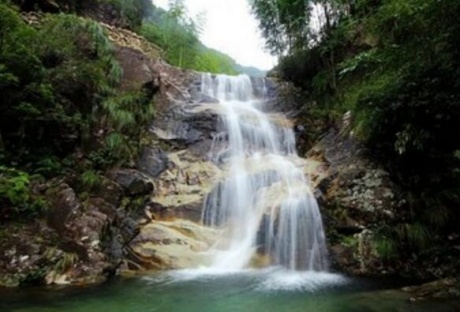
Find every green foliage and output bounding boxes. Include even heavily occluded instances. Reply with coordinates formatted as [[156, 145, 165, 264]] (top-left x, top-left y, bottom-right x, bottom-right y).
[[0, 4, 155, 177], [341, 235, 357, 248], [395, 223, 431, 251], [0, 7, 118, 164], [54, 252, 78, 273], [373, 235, 397, 260], [80, 170, 102, 190], [43, 247, 79, 274], [34, 156, 63, 177], [0, 2, 157, 224], [250, 0, 309, 56], [0, 166, 47, 217], [10, 0, 152, 30], [0, 167, 30, 206], [141, 3, 237, 74], [194, 49, 238, 75], [105, 0, 153, 31]]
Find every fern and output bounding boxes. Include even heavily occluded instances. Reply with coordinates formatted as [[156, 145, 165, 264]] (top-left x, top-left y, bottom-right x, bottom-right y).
[[54, 252, 78, 274], [396, 223, 431, 251], [80, 170, 102, 190], [374, 235, 397, 260], [105, 132, 124, 150]]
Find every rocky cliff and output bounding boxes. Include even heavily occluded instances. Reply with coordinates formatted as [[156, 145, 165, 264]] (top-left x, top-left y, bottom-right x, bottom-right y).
[[0, 11, 416, 288]]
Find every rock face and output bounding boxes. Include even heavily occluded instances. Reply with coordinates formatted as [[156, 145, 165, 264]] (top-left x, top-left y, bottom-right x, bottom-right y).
[[0, 179, 140, 287], [137, 147, 168, 178], [115, 46, 161, 95], [108, 169, 153, 196], [302, 122, 403, 276]]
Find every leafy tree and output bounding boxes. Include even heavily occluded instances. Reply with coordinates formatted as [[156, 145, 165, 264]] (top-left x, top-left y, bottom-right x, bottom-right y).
[[141, 2, 237, 74]]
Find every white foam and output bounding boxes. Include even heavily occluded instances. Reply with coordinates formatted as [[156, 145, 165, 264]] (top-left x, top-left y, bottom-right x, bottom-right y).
[[145, 268, 347, 293], [256, 270, 348, 292]]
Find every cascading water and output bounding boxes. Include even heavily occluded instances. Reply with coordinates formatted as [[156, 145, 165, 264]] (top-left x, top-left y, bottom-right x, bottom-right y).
[[201, 74, 328, 271]]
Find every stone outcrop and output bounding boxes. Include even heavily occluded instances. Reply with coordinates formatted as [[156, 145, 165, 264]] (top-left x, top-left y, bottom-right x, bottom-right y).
[[147, 150, 221, 222], [108, 169, 153, 197], [0, 176, 143, 287], [300, 119, 403, 276], [125, 220, 217, 270]]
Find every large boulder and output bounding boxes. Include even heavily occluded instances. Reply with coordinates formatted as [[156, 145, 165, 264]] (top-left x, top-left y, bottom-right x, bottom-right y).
[[115, 46, 161, 97], [124, 220, 217, 270], [108, 169, 153, 196], [46, 181, 82, 236]]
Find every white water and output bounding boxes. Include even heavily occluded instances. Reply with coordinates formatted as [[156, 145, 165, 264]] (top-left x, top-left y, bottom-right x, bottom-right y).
[[156, 267, 346, 292], [200, 74, 328, 272]]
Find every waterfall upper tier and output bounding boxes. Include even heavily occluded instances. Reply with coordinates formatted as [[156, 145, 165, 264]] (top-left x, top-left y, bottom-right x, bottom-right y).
[[200, 74, 328, 271]]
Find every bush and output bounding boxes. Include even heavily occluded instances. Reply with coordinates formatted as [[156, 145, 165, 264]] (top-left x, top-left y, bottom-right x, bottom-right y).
[[0, 5, 155, 174], [0, 167, 30, 206], [0, 166, 47, 218]]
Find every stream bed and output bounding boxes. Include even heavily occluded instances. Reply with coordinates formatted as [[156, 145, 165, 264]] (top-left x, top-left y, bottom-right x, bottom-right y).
[[1, 269, 458, 312]]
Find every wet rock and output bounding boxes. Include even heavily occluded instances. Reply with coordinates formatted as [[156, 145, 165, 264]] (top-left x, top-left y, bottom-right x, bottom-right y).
[[149, 149, 221, 221], [151, 108, 218, 150], [137, 147, 169, 178], [125, 220, 217, 270], [402, 278, 460, 301], [147, 64, 219, 154], [108, 236, 124, 262], [264, 78, 305, 115], [147, 201, 203, 223], [108, 169, 153, 196], [119, 217, 140, 243]]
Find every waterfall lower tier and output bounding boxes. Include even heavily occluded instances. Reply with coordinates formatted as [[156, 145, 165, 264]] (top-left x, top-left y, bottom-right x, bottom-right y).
[[200, 74, 327, 271]]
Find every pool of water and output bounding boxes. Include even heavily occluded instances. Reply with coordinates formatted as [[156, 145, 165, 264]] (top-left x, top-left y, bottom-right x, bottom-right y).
[[1, 268, 458, 312]]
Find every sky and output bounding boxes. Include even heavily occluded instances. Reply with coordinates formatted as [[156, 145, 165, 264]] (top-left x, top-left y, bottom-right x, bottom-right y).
[[152, 0, 277, 70]]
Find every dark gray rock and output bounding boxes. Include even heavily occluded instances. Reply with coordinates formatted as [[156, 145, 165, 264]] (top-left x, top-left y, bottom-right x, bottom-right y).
[[137, 147, 168, 178], [108, 169, 153, 196], [108, 236, 124, 261], [94, 177, 124, 207], [46, 182, 81, 236], [119, 217, 140, 242], [87, 198, 118, 222], [264, 78, 306, 116]]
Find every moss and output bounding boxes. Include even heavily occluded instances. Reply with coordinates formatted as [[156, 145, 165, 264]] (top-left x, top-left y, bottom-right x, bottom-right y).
[[341, 235, 358, 248]]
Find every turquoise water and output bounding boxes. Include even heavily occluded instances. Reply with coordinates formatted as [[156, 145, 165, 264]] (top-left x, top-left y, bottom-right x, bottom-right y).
[[1, 269, 458, 312]]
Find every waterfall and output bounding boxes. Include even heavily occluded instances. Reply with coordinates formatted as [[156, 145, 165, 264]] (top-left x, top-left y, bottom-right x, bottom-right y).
[[200, 74, 327, 271]]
